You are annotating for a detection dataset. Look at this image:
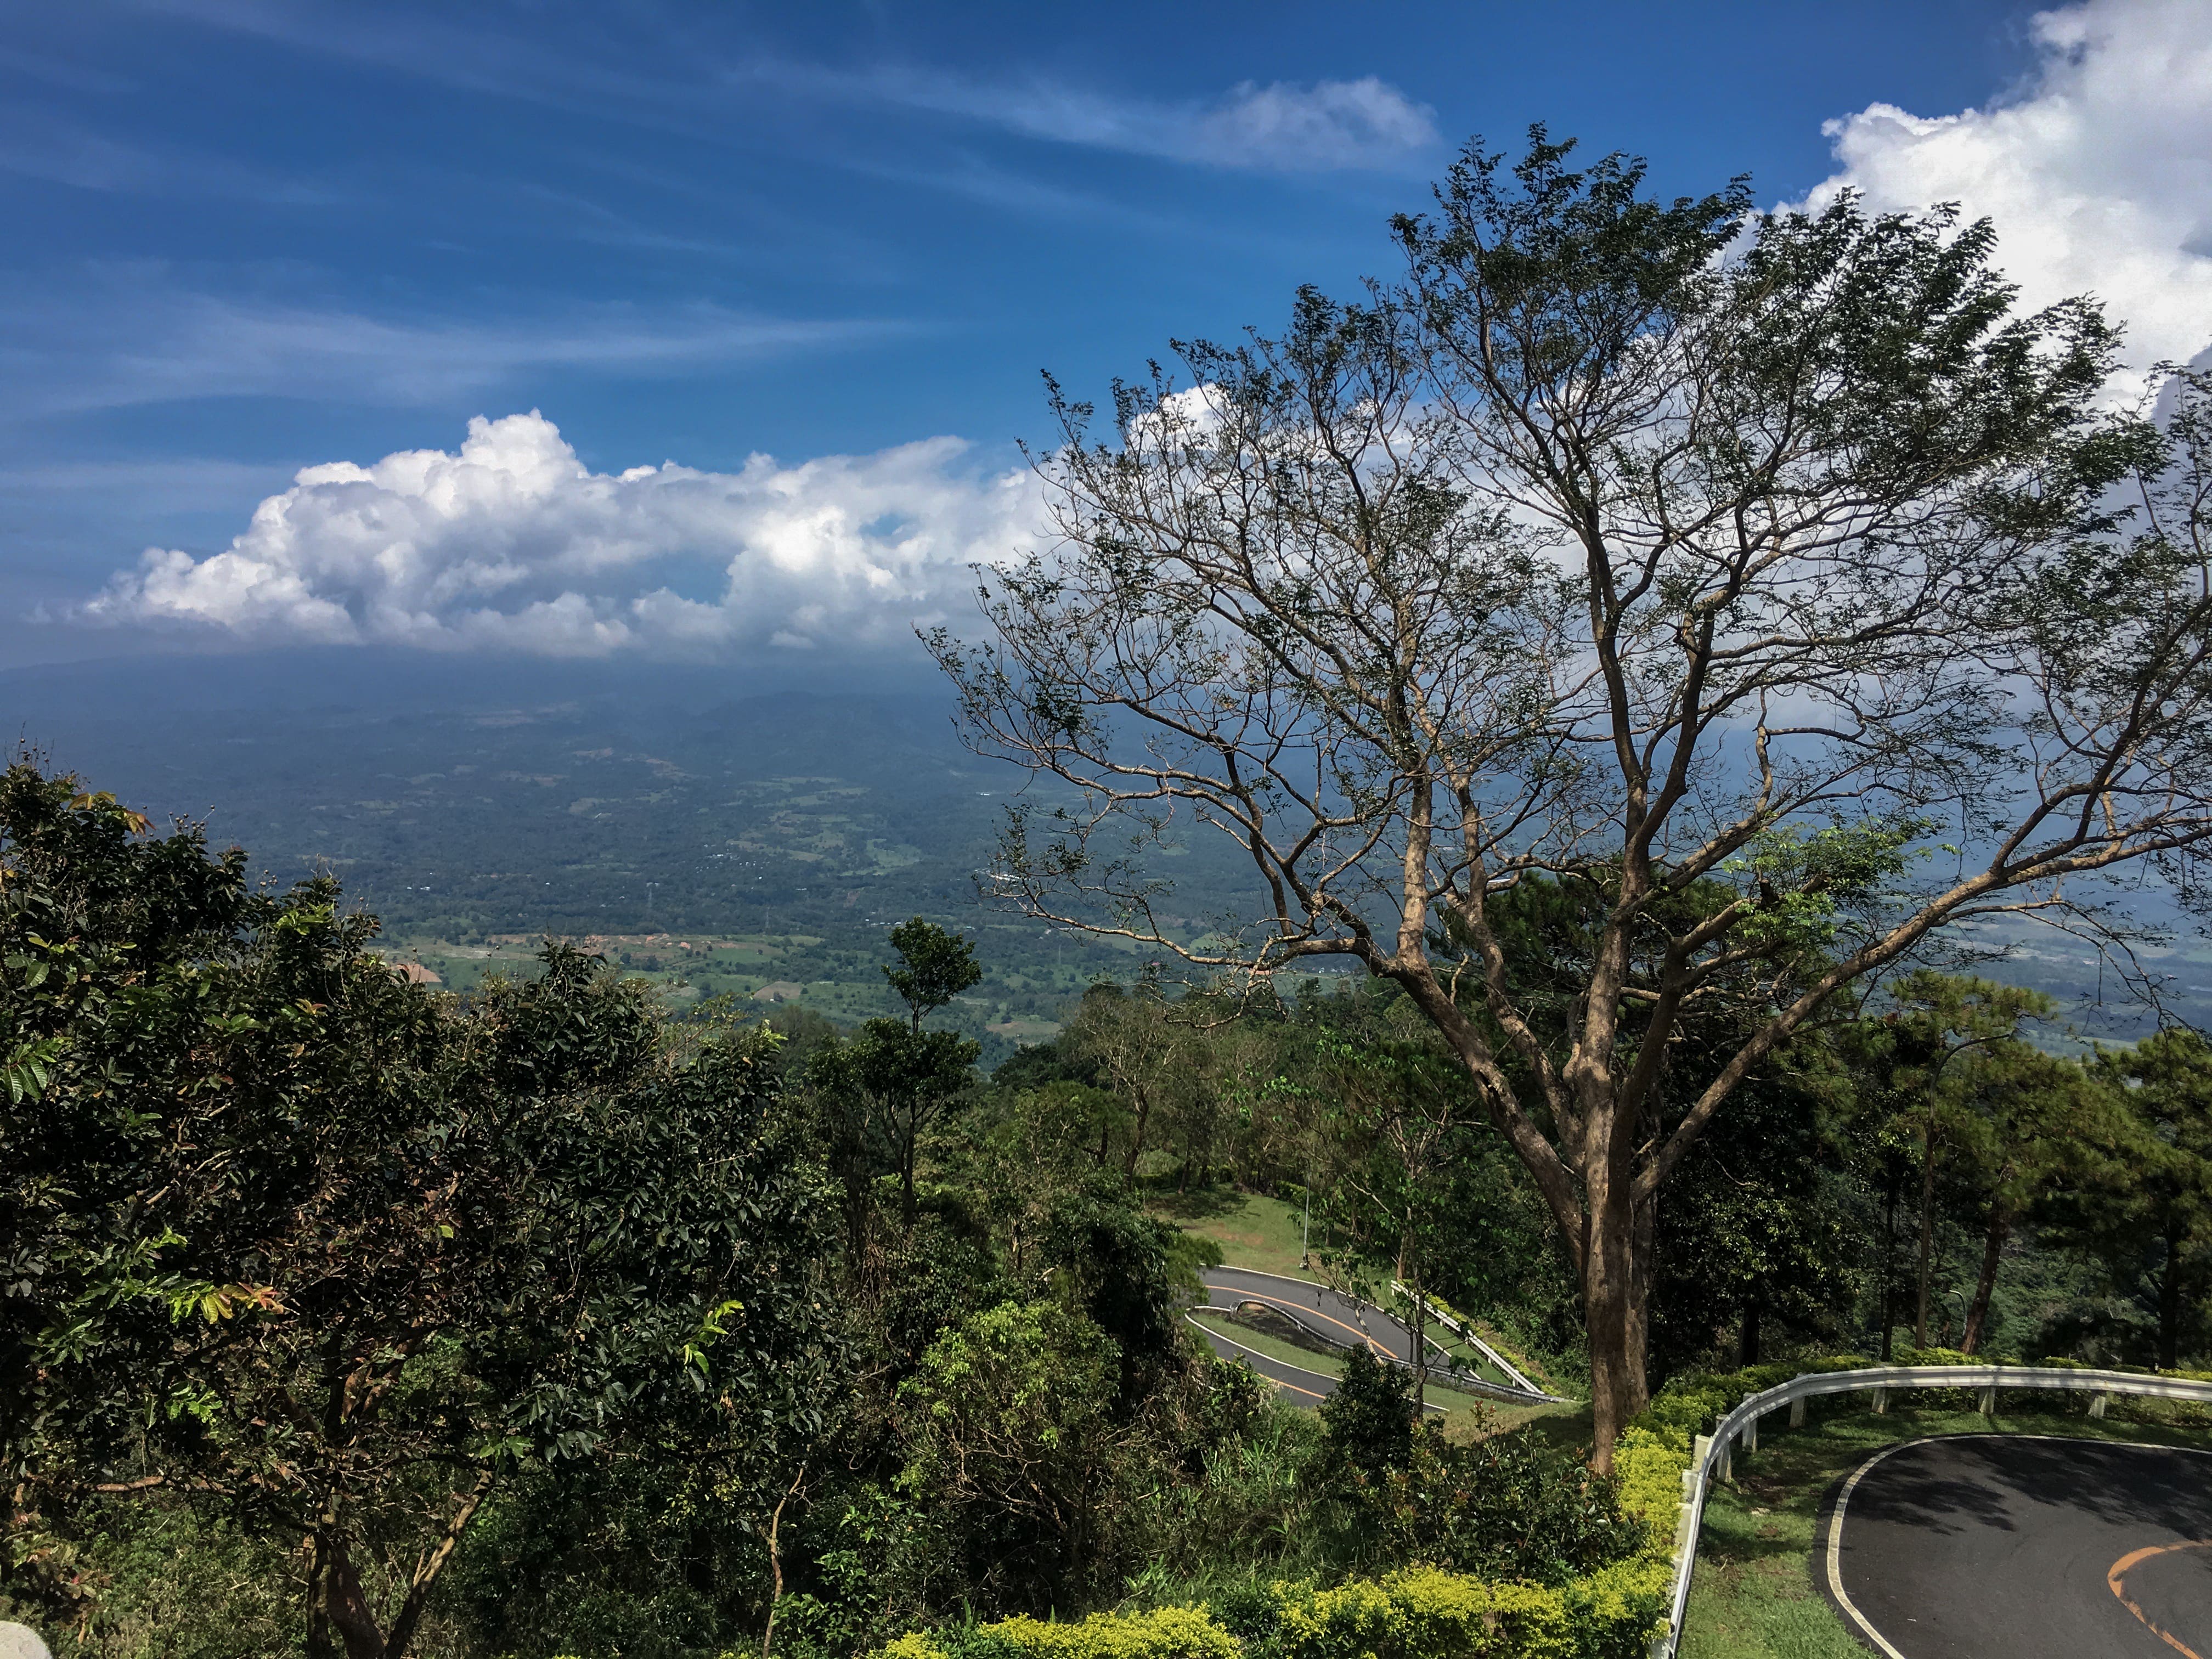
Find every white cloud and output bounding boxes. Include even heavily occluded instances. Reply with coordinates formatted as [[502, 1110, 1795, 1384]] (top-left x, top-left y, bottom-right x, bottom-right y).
[[1190, 78, 1437, 170], [0, 274, 895, 417], [72, 411, 1039, 657], [159, 4, 1436, 177], [799, 67, 1438, 172], [1796, 0, 2212, 379]]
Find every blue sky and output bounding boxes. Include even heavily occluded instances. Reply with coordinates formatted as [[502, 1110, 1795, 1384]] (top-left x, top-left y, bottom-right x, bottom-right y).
[[6, 0, 2209, 667]]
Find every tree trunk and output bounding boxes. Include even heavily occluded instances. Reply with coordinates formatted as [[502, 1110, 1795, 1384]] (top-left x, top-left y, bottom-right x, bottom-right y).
[[306, 1535, 338, 1659], [321, 1538, 387, 1659], [1408, 1257, 1428, 1413], [2159, 1223, 2184, 1372], [1960, 1205, 2009, 1356], [1738, 1289, 1761, 1367], [1626, 1188, 1655, 1396], [1583, 1177, 1645, 1472], [1914, 1105, 1937, 1349], [900, 1128, 917, 1228], [1120, 1091, 1151, 1176], [760, 1465, 805, 1658], [1880, 1159, 1900, 1359], [381, 1470, 495, 1659]]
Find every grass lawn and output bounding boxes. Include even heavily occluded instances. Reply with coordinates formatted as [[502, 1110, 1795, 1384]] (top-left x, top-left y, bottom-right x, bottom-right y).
[[1679, 1403, 2212, 1659], [1153, 1188, 1321, 1281]]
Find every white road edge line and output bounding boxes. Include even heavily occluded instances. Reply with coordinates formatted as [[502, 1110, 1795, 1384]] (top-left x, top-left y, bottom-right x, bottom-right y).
[[1180, 1312, 1449, 1412], [1818, 1432, 2212, 1659], [1825, 1436, 1928, 1659], [1179, 1314, 1331, 1399]]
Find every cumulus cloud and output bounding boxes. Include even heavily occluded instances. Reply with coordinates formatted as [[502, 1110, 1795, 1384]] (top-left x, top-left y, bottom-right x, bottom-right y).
[[74, 411, 1038, 657], [1795, 0, 2212, 379]]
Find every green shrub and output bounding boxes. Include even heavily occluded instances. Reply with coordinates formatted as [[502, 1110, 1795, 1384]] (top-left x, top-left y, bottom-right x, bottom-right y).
[[861, 1408, 1695, 1659], [1347, 1424, 1643, 1584], [1273, 1567, 1573, 1659], [880, 1606, 1242, 1659], [862, 1538, 1681, 1659], [1315, 1348, 1417, 1477]]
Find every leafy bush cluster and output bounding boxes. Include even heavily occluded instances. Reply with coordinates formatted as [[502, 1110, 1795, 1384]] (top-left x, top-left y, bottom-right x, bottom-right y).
[[862, 1419, 1686, 1659]]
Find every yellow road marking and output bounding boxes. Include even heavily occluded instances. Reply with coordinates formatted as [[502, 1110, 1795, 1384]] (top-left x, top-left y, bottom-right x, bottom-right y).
[[2109, 1541, 2212, 1659]]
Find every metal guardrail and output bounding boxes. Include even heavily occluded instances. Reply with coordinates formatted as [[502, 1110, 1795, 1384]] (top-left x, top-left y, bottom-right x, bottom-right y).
[[1390, 1280, 1567, 1403], [1654, 1362, 2212, 1658]]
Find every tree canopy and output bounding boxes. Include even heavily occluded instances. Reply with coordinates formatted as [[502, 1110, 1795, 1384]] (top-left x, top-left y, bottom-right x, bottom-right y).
[[933, 128, 2212, 1461], [2, 762, 842, 1659]]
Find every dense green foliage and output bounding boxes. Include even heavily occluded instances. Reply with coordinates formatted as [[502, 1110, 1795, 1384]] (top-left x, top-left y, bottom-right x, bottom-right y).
[[11, 121, 2212, 1659], [1, 761, 843, 1657]]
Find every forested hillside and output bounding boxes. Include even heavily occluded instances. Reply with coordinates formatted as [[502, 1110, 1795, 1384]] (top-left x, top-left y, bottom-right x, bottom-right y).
[[10, 120, 2212, 1659], [5, 759, 2208, 1658]]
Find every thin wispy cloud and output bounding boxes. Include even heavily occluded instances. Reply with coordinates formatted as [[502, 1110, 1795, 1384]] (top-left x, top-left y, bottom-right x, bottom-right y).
[[754, 64, 1440, 172], [0, 276, 904, 415], [0, 109, 340, 204], [155, 2, 1436, 177]]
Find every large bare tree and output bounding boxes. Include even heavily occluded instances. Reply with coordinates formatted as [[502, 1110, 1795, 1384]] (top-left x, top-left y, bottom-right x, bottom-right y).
[[929, 133, 2212, 1463]]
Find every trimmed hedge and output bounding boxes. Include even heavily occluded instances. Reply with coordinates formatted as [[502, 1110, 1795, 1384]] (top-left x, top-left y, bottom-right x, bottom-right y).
[[1630, 1350, 2212, 1448], [860, 1351, 2212, 1659], [864, 1429, 1687, 1659]]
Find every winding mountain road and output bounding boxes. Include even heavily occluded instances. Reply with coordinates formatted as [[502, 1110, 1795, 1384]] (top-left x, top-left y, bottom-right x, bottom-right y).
[[1186, 1265, 1547, 1410], [1821, 1434, 2212, 1658]]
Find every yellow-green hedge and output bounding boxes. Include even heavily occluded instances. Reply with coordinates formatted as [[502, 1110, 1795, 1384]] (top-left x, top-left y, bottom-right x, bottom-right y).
[[1273, 1567, 1576, 1659], [1630, 1351, 2212, 1447], [864, 1426, 1688, 1659]]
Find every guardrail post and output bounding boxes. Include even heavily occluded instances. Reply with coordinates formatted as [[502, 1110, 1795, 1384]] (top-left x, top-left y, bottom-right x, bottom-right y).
[[1789, 1396, 1805, 1428], [2089, 1391, 2108, 1419], [1871, 1386, 1888, 1414], [1978, 1385, 1996, 1415], [1744, 1412, 1758, 1453]]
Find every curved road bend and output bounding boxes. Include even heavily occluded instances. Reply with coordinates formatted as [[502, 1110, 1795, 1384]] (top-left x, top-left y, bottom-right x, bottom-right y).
[[1198, 1265, 1441, 1365], [1188, 1265, 1462, 1410], [1822, 1434, 2212, 1659]]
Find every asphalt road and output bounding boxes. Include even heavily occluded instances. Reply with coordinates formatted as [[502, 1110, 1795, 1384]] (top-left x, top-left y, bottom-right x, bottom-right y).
[[1186, 1265, 1453, 1408], [1822, 1433, 2212, 1659]]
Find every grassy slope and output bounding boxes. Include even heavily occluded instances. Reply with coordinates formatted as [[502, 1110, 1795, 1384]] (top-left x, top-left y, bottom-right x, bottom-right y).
[[1680, 1405, 2212, 1659], [1153, 1189, 1319, 1281]]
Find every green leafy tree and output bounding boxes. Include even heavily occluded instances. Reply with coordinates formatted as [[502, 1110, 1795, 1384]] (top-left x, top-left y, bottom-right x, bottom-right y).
[[1063, 981, 1207, 1176], [1940, 1036, 2130, 1355], [1310, 1023, 1479, 1406], [1651, 1066, 1865, 1374], [883, 916, 983, 1032], [2, 763, 842, 1659], [895, 1300, 1129, 1613], [812, 919, 983, 1226], [1316, 1347, 1417, 1481], [1846, 972, 2059, 1351], [933, 132, 2212, 1460], [2086, 1030, 2212, 1368]]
